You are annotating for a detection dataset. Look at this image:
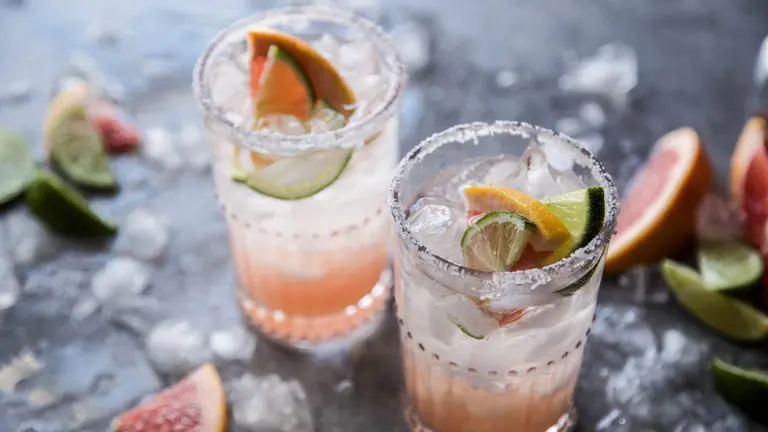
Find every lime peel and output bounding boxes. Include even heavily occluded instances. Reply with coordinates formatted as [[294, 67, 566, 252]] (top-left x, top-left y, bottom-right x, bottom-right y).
[[712, 358, 768, 425], [698, 241, 764, 292], [0, 128, 35, 205]]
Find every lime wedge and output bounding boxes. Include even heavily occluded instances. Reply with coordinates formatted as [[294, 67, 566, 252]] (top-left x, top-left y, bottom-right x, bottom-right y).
[[461, 211, 535, 272], [661, 259, 768, 341], [25, 170, 117, 238], [542, 186, 605, 250], [43, 85, 116, 190], [237, 148, 353, 200], [712, 358, 768, 425], [253, 45, 316, 121], [698, 241, 764, 292], [0, 129, 35, 205]]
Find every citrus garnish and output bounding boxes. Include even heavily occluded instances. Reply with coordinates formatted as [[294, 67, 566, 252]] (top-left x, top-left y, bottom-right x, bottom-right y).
[[463, 185, 573, 265], [112, 363, 227, 432], [248, 29, 356, 118], [252, 45, 316, 120], [542, 186, 606, 250], [25, 169, 117, 238], [460, 211, 535, 272], [711, 358, 768, 425], [661, 259, 768, 341], [698, 241, 764, 292], [0, 128, 35, 205], [607, 127, 713, 274], [43, 82, 116, 190]]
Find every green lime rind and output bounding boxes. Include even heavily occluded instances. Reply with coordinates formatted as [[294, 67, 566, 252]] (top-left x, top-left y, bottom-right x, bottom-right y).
[[455, 322, 485, 340], [461, 211, 535, 272], [0, 128, 35, 205], [25, 169, 117, 238], [542, 186, 605, 250], [661, 259, 768, 341], [555, 252, 604, 297], [698, 241, 764, 292], [712, 358, 768, 425], [46, 102, 116, 190], [242, 148, 353, 200]]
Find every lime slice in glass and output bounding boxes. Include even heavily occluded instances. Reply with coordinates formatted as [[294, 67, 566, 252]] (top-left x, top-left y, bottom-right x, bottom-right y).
[[461, 210, 535, 272], [712, 358, 768, 425], [43, 84, 116, 190], [542, 186, 605, 250], [698, 241, 764, 292], [0, 128, 35, 205], [25, 170, 117, 238], [661, 259, 768, 341]]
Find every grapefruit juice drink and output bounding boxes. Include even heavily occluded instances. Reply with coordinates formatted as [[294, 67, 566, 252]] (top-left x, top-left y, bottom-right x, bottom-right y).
[[388, 122, 619, 432], [193, 7, 406, 348]]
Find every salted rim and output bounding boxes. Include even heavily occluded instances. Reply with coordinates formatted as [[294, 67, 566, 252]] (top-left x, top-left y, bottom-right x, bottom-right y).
[[388, 121, 620, 292], [192, 6, 407, 156]]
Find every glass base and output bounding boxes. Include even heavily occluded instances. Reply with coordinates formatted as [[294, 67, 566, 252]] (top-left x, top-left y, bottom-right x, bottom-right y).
[[238, 269, 392, 352], [405, 401, 577, 432]]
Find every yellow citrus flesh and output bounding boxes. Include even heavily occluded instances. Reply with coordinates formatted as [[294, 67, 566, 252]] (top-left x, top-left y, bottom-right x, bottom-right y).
[[463, 185, 573, 265]]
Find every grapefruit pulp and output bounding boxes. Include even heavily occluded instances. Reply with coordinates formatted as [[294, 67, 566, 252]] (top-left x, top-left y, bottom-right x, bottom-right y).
[[606, 127, 713, 274], [112, 363, 226, 432]]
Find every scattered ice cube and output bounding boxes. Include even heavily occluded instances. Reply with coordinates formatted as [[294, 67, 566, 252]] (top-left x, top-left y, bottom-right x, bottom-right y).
[[229, 374, 314, 432], [209, 326, 257, 362], [178, 122, 210, 170], [23, 267, 84, 297], [91, 257, 151, 302], [145, 320, 211, 375], [579, 101, 607, 128], [116, 208, 169, 261], [26, 386, 60, 407], [0, 80, 32, 104], [103, 295, 160, 336], [143, 127, 183, 171], [390, 21, 430, 73], [84, 23, 118, 44], [591, 305, 657, 357], [0, 258, 20, 314], [596, 409, 624, 430], [0, 351, 43, 392], [555, 117, 584, 137], [3, 212, 59, 265], [695, 194, 744, 242], [495, 70, 519, 89], [558, 43, 638, 108], [333, 379, 353, 395]]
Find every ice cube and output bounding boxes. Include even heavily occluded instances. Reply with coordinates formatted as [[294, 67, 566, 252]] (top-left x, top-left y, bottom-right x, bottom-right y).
[[91, 257, 151, 302], [390, 21, 431, 73], [209, 326, 257, 362], [4, 212, 59, 265], [178, 122, 210, 170], [596, 409, 623, 430], [103, 294, 160, 336], [229, 374, 314, 432], [436, 295, 498, 339], [0, 351, 43, 392], [406, 202, 464, 264], [660, 329, 703, 367], [255, 115, 307, 135], [333, 379, 353, 395], [495, 70, 519, 89], [116, 208, 169, 261], [0, 258, 20, 314], [0, 80, 32, 104], [695, 194, 743, 242], [337, 39, 377, 77], [312, 34, 342, 61], [210, 61, 249, 114], [145, 320, 211, 375], [519, 144, 561, 198], [554, 171, 586, 193], [558, 43, 638, 107], [143, 127, 183, 171], [579, 101, 607, 129]]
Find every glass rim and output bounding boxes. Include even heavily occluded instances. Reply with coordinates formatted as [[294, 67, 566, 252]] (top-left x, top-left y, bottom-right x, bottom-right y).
[[192, 6, 407, 156], [387, 120, 620, 289]]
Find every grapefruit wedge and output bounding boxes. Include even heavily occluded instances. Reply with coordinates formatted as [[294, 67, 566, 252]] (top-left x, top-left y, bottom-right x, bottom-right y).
[[730, 116, 768, 303], [606, 127, 713, 274], [248, 29, 356, 118], [112, 363, 226, 432]]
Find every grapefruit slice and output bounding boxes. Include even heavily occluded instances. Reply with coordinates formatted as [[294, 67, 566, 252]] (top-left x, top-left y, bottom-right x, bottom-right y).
[[606, 127, 713, 274], [89, 100, 142, 154], [463, 185, 574, 265], [112, 363, 226, 432], [248, 29, 356, 119], [252, 45, 315, 120]]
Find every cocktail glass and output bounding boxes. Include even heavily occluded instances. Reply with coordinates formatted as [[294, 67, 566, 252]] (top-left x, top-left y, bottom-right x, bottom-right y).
[[388, 121, 619, 431], [193, 6, 406, 349]]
